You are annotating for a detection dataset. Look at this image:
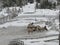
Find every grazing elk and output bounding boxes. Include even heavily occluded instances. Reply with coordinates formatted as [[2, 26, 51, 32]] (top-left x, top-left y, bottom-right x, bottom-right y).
[[27, 23, 36, 34], [36, 25, 48, 32], [27, 23, 48, 34]]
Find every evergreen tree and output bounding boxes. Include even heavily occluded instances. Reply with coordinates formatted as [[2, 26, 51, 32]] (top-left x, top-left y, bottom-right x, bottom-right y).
[[40, 0, 52, 9], [48, 2, 52, 9], [40, 0, 49, 9], [53, 2, 56, 9], [57, 0, 60, 2], [2, 0, 12, 7], [2, 0, 22, 7]]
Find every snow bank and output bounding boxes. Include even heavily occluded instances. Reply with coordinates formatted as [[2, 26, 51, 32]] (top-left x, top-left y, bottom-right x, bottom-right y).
[[22, 35, 58, 45], [20, 9, 59, 16], [35, 9, 59, 16], [19, 3, 59, 16], [22, 3, 36, 13], [22, 2, 59, 16], [24, 41, 58, 45]]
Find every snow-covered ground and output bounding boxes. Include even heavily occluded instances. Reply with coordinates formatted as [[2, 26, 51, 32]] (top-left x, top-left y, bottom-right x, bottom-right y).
[[22, 3, 36, 13], [0, 15, 59, 45], [0, 3, 59, 45], [21, 35, 58, 45], [0, 16, 59, 31]]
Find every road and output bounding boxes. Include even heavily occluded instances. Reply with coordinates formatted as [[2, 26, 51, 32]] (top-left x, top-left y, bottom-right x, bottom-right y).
[[0, 26, 59, 45]]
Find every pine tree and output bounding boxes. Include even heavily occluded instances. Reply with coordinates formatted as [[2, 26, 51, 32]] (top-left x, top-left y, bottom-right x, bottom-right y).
[[48, 2, 52, 9], [40, 0, 48, 9], [58, 0, 60, 2], [2, 0, 22, 7], [40, 0, 52, 9], [2, 0, 12, 7], [53, 2, 56, 9]]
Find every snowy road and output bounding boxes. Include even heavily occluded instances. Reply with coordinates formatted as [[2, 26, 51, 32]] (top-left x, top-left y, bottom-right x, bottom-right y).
[[0, 25, 59, 45], [0, 13, 59, 45], [0, 35, 58, 45], [0, 14, 59, 45]]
